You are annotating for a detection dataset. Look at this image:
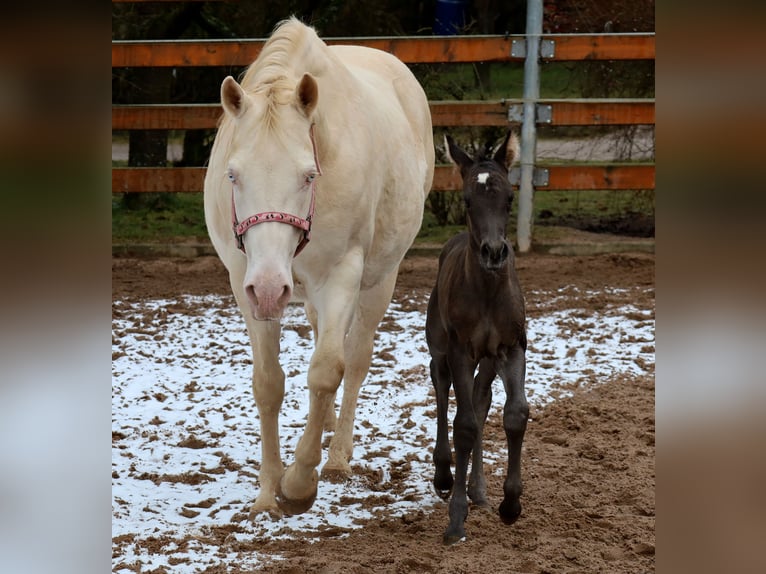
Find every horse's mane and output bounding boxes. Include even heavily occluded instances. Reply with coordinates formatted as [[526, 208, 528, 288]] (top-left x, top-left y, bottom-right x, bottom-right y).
[[239, 18, 324, 131]]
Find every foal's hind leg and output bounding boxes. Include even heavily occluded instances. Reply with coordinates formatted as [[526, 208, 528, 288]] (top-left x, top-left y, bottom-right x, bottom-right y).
[[496, 342, 528, 524], [323, 268, 398, 481], [468, 358, 495, 507]]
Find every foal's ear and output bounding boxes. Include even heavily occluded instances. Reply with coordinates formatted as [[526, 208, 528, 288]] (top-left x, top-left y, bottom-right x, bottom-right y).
[[295, 73, 319, 118], [221, 76, 249, 119], [493, 131, 520, 170], [444, 134, 473, 176]]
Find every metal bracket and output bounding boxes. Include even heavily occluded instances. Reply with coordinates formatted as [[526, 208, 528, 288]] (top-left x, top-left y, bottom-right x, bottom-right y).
[[540, 39, 556, 59], [509, 167, 550, 187], [507, 104, 553, 124], [510, 38, 556, 59], [536, 104, 552, 124], [511, 39, 526, 58]]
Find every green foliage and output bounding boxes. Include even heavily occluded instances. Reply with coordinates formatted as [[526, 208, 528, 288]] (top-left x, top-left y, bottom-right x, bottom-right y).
[[112, 193, 207, 241]]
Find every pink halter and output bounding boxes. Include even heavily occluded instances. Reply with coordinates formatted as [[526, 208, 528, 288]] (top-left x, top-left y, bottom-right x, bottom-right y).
[[232, 124, 321, 257]]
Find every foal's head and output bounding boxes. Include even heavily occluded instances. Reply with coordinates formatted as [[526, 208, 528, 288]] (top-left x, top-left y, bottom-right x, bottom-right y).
[[445, 131, 520, 271]]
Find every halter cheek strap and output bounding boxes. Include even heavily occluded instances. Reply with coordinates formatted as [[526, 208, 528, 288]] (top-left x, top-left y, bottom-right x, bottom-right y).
[[231, 124, 321, 257]]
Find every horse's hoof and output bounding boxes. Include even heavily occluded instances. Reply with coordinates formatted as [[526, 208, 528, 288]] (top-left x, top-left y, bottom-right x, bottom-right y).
[[321, 461, 352, 484], [248, 500, 282, 522], [498, 498, 521, 524], [275, 473, 318, 516]]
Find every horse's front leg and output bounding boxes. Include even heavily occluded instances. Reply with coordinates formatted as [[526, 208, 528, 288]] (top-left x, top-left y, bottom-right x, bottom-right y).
[[232, 278, 285, 520], [444, 346, 478, 544], [276, 251, 364, 515], [496, 341, 528, 524], [324, 268, 399, 480]]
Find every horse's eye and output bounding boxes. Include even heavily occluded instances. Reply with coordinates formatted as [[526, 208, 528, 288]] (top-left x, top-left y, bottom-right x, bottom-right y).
[[305, 173, 317, 184], [227, 169, 237, 183]]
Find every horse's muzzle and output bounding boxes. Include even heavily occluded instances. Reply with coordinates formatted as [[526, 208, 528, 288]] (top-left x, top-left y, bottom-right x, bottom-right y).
[[245, 277, 292, 320]]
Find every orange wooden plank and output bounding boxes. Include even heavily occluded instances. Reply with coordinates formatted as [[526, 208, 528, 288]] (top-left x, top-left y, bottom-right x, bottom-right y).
[[543, 164, 655, 190], [112, 100, 654, 129], [112, 105, 222, 130], [112, 167, 206, 193], [546, 99, 655, 125], [112, 165, 654, 193], [547, 34, 655, 61], [430, 101, 510, 126]]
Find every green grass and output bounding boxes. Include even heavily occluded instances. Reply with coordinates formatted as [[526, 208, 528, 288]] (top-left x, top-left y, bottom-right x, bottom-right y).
[[112, 193, 208, 242]]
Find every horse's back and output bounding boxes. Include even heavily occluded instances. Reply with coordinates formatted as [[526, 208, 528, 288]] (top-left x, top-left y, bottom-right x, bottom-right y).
[[330, 44, 434, 187]]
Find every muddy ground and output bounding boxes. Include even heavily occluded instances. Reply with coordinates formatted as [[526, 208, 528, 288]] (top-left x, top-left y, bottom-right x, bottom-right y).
[[112, 251, 655, 573]]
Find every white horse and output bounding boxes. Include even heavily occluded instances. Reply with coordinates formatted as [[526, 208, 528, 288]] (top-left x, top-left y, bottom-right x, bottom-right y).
[[204, 18, 434, 519]]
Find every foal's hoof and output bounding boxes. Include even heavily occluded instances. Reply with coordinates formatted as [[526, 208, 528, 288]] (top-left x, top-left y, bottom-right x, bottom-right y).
[[498, 498, 522, 525], [433, 474, 454, 500], [442, 528, 467, 545], [434, 486, 452, 500]]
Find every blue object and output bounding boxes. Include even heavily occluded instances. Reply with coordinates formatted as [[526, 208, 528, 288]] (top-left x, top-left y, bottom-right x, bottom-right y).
[[434, 0, 467, 35]]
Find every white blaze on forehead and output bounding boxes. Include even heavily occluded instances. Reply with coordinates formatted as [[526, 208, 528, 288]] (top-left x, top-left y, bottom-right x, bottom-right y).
[[477, 172, 490, 184]]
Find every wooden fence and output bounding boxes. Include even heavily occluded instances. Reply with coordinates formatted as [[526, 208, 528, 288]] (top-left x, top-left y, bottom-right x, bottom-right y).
[[112, 33, 654, 195]]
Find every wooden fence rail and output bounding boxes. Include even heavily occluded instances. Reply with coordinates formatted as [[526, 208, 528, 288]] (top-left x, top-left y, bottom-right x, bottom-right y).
[[112, 33, 655, 193], [112, 99, 655, 130], [112, 33, 654, 67]]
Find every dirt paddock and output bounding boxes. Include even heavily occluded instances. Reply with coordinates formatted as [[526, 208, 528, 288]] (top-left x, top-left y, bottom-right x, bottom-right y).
[[112, 251, 654, 573]]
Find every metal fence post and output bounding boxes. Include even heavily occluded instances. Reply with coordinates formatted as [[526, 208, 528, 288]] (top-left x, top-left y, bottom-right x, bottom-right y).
[[516, 0, 543, 253]]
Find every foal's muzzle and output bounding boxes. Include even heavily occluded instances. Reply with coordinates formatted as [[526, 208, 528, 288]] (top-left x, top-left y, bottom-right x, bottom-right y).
[[480, 240, 510, 270]]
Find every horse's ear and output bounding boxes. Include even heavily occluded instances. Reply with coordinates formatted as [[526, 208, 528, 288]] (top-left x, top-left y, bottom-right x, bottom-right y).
[[221, 76, 248, 118], [493, 131, 520, 170], [296, 73, 318, 118], [444, 134, 473, 176]]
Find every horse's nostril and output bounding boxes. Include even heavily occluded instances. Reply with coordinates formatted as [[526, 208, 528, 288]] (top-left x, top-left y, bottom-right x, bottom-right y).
[[500, 243, 509, 260], [246, 284, 258, 306], [277, 284, 292, 307]]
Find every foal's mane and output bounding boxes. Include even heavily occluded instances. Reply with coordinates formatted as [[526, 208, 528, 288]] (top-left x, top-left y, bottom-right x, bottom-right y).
[[239, 18, 325, 131]]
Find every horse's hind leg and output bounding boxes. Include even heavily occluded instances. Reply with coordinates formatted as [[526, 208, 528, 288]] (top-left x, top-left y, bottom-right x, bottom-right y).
[[497, 342, 528, 524], [468, 358, 495, 507], [323, 268, 398, 480], [306, 301, 337, 432]]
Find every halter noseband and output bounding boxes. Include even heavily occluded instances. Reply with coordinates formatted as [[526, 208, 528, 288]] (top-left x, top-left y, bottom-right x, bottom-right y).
[[231, 124, 321, 257]]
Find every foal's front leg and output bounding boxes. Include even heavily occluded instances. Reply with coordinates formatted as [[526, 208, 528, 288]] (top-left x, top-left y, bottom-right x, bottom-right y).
[[468, 358, 495, 506], [444, 347, 478, 544], [429, 354, 453, 498], [497, 342, 528, 524]]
